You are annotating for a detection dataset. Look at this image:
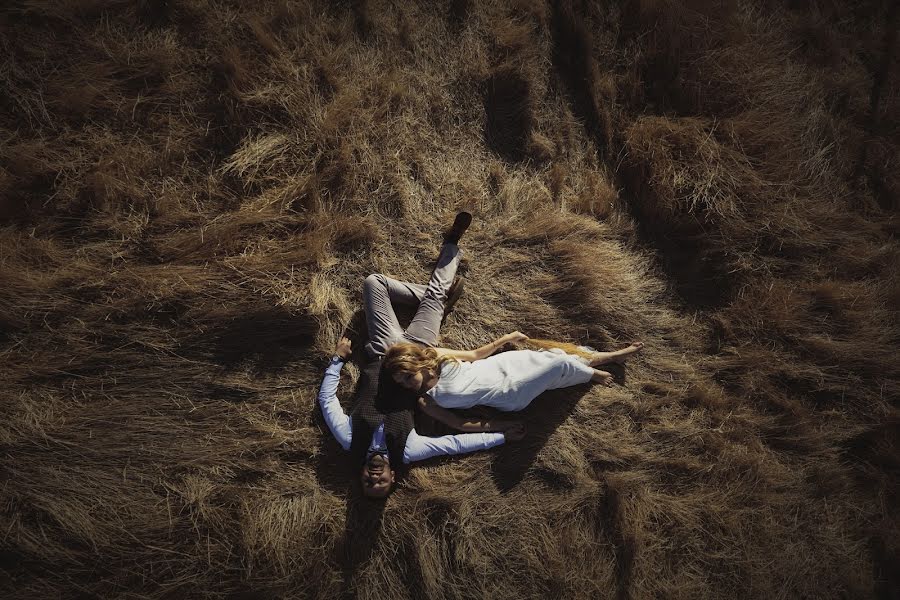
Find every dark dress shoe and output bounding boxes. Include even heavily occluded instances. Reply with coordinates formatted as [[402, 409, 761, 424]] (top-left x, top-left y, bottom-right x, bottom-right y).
[[443, 211, 473, 244]]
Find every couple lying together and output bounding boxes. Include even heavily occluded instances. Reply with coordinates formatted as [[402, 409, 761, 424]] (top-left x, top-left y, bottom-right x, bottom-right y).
[[318, 212, 643, 498]]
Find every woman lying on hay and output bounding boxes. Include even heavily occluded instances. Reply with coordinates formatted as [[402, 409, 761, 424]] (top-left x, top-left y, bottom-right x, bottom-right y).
[[384, 337, 643, 415]]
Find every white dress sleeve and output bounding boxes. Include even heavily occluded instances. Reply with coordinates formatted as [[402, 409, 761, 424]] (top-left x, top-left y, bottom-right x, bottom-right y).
[[402, 428, 505, 464], [318, 357, 352, 451]]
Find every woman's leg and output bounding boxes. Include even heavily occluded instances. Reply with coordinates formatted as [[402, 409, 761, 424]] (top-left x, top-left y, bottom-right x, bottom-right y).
[[542, 352, 613, 387], [528, 352, 597, 392], [588, 342, 644, 367], [591, 369, 614, 386], [363, 274, 426, 357], [506, 350, 597, 410]]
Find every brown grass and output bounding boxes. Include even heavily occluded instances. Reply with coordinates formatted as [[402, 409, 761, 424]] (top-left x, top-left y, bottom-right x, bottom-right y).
[[1, 0, 898, 598]]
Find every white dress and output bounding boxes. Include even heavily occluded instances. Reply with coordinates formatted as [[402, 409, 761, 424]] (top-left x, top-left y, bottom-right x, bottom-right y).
[[426, 349, 595, 412]]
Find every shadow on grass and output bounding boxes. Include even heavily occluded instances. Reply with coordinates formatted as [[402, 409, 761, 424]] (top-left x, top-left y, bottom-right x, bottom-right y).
[[336, 494, 386, 593], [412, 368, 629, 494], [186, 306, 316, 372], [309, 410, 388, 595], [396, 351, 633, 493], [489, 384, 592, 492]]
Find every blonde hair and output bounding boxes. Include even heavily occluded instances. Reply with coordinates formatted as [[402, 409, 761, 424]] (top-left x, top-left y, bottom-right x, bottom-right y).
[[383, 343, 457, 380], [522, 338, 595, 360]]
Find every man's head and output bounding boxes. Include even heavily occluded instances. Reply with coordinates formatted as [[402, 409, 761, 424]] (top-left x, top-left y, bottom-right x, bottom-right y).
[[360, 452, 395, 498]]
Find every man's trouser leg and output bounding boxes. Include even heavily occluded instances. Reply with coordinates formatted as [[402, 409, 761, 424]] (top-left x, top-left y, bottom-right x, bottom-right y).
[[402, 242, 460, 347], [363, 274, 427, 357]]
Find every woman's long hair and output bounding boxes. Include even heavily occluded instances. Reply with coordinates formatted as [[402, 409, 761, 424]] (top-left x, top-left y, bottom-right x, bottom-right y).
[[383, 343, 457, 380], [522, 338, 595, 360]]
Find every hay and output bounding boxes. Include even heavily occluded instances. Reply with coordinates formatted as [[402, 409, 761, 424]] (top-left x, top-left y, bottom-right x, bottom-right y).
[[1, 0, 897, 598]]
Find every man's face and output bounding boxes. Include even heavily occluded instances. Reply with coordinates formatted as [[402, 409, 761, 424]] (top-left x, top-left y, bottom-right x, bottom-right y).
[[361, 453, 395, 498], [393, 369, 424, 392]]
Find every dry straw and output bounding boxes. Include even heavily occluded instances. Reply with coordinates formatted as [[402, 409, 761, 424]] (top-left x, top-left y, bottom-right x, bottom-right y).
[[1, 0, 897, 598]]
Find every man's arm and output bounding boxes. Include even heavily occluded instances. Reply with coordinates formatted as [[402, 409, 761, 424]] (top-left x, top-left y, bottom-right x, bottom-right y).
[[436, 331, 529, 362], [418, 396, 521, 434], [402, 428, 507, 463], [317, 338, 354, 451]]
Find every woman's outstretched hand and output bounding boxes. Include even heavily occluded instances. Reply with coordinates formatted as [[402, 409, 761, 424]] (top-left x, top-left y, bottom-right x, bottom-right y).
[[503, 331, 529, 344], [335, 337, 352, 359]]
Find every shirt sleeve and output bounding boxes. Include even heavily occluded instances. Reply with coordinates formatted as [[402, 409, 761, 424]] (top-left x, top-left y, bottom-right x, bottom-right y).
[[318, 357, 352, 451], [403, 428, 505, 464]]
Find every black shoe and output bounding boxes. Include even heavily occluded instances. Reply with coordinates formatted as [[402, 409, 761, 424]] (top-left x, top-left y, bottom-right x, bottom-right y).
[[443, 276, 465, 320], [443, 211, 473, 244]]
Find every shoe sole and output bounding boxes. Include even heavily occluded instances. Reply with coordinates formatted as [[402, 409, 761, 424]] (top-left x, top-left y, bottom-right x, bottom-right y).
[[445, 211, 473, 242]]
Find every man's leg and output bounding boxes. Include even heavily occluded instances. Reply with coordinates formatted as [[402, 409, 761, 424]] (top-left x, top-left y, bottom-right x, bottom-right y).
[[363, 274, 426, 357], [402, 242, 461, 347]]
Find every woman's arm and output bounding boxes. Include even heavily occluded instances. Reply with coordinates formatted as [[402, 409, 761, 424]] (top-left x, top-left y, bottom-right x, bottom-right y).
[[436, 331, 529, 362], [418, 396, 520, 434]]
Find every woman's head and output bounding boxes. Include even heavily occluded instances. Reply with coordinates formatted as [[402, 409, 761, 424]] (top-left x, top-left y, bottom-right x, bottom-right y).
[[384, 343, 444, 391]]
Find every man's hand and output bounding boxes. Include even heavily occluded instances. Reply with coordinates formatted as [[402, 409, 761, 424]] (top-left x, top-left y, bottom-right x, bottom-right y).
[[491, 419, 523, 432], [503, 422, 527, 442], [335, 337, 352, 359], [503, 331, 529, 345]]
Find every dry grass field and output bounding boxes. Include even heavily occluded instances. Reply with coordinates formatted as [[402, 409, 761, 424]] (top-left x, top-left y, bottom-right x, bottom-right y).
[[2, 0, 899, 598]]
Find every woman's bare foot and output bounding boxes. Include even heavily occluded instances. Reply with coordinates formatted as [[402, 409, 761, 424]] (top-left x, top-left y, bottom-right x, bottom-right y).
[[589, 342, 644, 367], [591, 369, 614, 386]]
